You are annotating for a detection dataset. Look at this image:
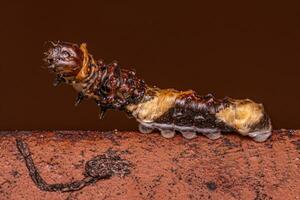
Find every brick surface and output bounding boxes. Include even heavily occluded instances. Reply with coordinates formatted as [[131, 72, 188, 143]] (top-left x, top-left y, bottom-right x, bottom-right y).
[[0, 130, 299, 200]]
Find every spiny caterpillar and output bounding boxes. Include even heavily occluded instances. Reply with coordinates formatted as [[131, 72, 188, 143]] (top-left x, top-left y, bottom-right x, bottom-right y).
[[44, 41, 272, 142]]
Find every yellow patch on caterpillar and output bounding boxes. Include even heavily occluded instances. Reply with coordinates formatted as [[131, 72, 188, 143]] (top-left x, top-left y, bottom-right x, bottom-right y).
[[75, 43, 96, 81], [216, 99, 264, 135], [126, 88, 193, 122]]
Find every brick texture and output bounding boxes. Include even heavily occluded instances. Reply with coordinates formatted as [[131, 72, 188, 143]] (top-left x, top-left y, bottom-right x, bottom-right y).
[[0, 130, 299, 199]]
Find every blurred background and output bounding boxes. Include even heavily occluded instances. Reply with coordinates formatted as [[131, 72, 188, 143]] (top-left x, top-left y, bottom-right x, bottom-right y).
[[0, 1, 299, 131]]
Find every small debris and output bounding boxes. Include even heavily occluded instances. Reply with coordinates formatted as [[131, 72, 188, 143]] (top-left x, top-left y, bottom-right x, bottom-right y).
[[10, 170, 20, 178], [206, 181, 217, 191], [292, 140, 300, 150], [223, 138, 238, 148]]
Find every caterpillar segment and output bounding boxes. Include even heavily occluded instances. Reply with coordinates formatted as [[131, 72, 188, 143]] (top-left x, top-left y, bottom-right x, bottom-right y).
[[44, 41, 272, 142], [126, 88, 272, 142]]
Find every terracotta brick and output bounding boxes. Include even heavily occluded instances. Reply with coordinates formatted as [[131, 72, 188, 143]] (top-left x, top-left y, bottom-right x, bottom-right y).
[[0, 130, 299, 199]]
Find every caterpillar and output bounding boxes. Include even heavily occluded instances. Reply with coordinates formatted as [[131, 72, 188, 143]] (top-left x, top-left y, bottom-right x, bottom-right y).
[[43, 41, 272, 142]]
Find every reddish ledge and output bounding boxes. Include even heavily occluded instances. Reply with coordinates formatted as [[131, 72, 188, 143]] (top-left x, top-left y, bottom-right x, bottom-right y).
[[0, 130, 299, 199]]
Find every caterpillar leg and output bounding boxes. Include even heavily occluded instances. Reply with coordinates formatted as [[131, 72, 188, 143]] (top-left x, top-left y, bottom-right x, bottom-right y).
[[75, 92, 85, 106], [180, 131, 197, 139], [159, 129, 176, 138], [248, 130, 272, 142], [138, 123, 154, 134], [203, 131, 222, 140]]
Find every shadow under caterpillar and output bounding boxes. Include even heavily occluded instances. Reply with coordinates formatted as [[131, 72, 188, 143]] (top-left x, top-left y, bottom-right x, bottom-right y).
[[43, 41, 272, 142]]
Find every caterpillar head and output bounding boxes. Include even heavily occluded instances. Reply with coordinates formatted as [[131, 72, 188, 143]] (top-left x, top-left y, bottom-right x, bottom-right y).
[[44, 41, 88, 82]]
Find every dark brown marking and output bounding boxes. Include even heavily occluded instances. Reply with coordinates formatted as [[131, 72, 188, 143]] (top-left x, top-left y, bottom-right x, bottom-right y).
[[155, 92, 235, 132]]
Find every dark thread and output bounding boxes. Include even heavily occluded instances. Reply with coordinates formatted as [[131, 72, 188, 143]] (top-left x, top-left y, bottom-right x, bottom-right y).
[[16, 139, 131, 192]]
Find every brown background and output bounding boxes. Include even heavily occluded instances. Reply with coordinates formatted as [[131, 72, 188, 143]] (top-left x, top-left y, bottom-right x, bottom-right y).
[[0, 1, 299, 131]]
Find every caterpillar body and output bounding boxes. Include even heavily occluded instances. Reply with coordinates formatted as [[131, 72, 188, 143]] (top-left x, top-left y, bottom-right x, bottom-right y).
[[44, 41, 272, 142]]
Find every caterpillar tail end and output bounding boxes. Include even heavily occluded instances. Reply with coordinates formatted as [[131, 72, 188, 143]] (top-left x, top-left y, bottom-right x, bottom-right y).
[[248, 129, 272, 142], [216, 99, 272, 142], [246, 111, 272, 142]]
